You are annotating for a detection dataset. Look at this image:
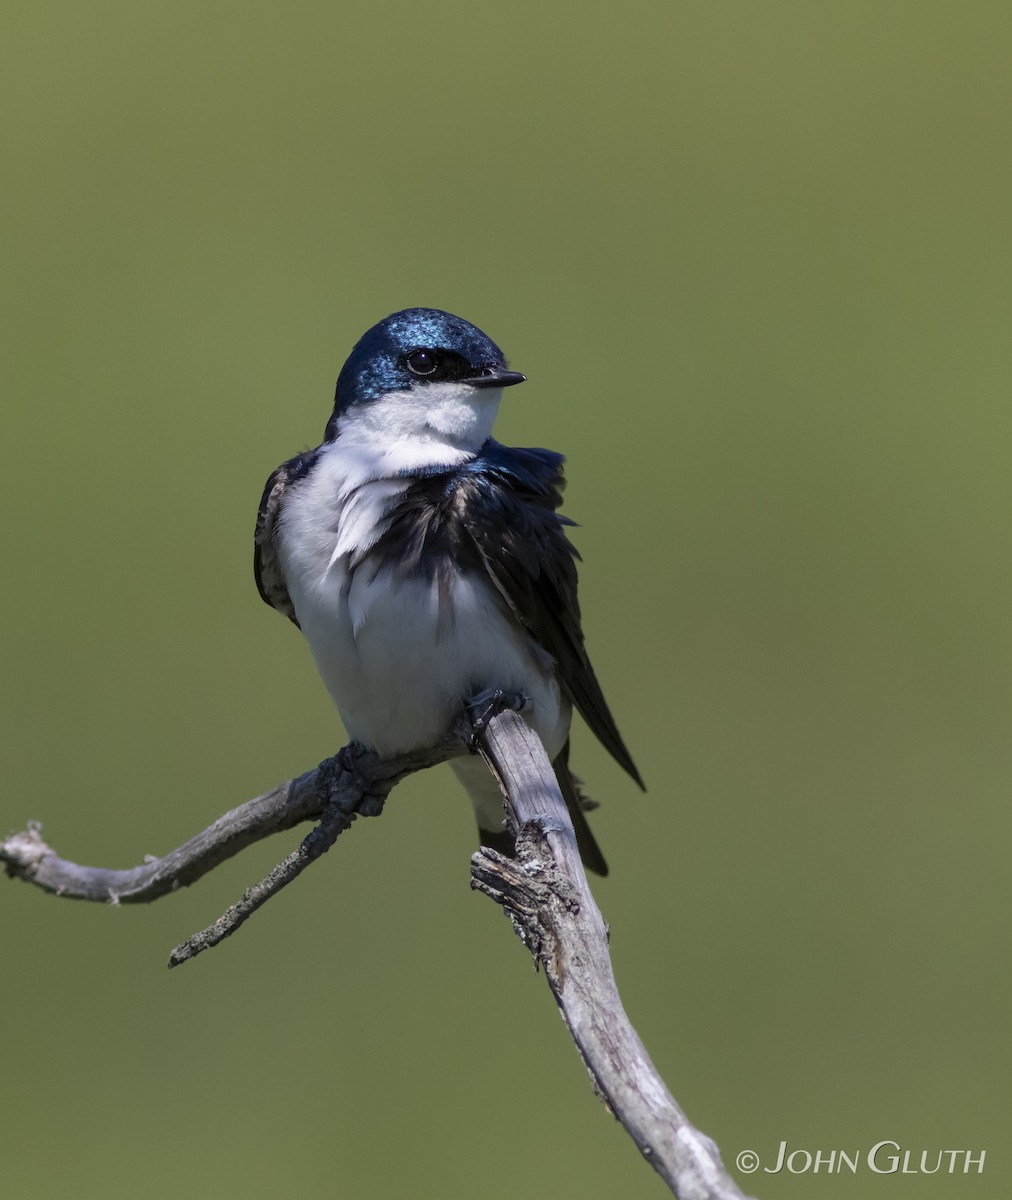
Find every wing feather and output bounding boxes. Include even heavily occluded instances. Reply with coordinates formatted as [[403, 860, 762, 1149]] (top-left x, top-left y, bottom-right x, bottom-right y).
[[462, 443, 644, 789], [253, 450, 318, 626]]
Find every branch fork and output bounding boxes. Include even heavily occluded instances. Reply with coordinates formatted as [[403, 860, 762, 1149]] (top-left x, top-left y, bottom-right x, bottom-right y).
[[3, 711, 751, 1200]]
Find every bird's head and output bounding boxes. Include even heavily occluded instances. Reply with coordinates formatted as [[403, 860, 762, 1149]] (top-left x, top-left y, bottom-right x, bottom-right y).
[[325, 308, 525, 455]]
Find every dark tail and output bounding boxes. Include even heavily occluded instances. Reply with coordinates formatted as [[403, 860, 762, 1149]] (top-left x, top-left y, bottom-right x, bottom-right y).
[[468, 740, 609, 877], [553, 742, 608, 876]]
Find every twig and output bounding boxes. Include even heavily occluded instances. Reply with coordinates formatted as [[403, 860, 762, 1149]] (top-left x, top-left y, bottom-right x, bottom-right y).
[[2, 737, 461, 910], [472, 709, 752, 1200], [166, 768, 358, 967], [167, 741, 459, 966], [3, 769, 323, 904]]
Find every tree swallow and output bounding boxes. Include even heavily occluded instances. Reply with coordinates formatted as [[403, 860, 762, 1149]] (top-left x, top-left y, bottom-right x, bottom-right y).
[[254, 308, 643, 874]]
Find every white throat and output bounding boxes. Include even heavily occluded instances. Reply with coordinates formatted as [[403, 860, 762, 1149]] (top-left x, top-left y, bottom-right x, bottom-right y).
[[333, 381, 503, 483], [283, 381, 505, 568]]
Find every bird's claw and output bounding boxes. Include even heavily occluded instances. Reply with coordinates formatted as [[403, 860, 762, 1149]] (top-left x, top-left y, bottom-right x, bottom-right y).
[[321, 744, 386, 817], [466, 688, 531, 750]]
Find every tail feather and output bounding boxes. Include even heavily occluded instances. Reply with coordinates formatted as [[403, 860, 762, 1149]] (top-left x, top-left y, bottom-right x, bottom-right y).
[[554, 744, 609, 876], [450, 743, 608, 877]]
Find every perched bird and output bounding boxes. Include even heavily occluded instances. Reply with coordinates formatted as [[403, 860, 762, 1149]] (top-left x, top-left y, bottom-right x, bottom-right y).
[[255, 308, 643, 874]]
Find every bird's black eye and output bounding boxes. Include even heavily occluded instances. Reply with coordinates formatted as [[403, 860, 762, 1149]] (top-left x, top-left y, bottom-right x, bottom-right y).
[[406, 349, 439, 377]]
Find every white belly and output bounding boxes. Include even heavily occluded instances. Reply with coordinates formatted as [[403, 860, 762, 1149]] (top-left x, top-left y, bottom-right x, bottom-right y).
[[284, 539, 569, 761], [275, 432, 571, 772]]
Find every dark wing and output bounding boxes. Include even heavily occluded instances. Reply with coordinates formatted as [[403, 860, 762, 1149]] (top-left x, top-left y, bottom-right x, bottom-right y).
[[555, 739, 610, 875], [461, 442, 645, 790], [253, 450, 318, 626]]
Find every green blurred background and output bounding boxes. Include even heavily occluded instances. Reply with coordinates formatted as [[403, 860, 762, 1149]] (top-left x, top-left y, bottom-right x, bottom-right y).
[[3, 3, 1009, 1197]]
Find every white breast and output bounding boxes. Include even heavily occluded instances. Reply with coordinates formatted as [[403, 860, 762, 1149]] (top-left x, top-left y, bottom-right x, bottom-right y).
[[276, 403, 569, 762]]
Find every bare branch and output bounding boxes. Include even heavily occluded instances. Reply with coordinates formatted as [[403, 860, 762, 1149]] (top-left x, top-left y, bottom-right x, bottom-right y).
[[167, 739, 460, 966], [166, 761, 359, 967], [3, 770, 323, 904], [5, 713, 751, 1198], [473, 709, 752, 1200], [2, 737, 462, 910]]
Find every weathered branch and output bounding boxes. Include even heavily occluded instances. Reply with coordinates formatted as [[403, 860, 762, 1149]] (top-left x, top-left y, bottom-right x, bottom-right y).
[[3, 770, 322, 905], [166, 738, 460, 965], [472, 710, 751, 1200], [2, 738, 460, 908], [4, 713, 751, 1199]]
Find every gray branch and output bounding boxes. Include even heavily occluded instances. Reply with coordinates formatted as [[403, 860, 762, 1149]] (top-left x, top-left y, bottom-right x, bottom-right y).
[[3, 713, 751, 1200], [472, 710, 752, 1200], [2, 738, 459, 908]]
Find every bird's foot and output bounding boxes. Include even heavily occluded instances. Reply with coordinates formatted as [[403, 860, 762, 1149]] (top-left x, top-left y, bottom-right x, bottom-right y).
[[320, 743, 387, 817], [466, 688, 531, 750]]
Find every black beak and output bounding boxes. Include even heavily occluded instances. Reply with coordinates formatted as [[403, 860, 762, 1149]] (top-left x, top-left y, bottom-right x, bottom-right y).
[[468, 367, 527, 389]]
